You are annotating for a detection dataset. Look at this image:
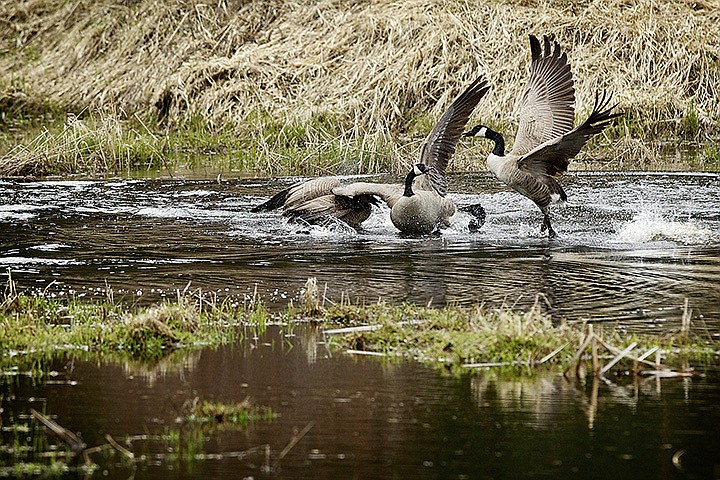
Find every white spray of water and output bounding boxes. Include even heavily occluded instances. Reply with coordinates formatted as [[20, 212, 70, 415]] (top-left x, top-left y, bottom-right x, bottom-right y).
[[614, 209, 715, 245]]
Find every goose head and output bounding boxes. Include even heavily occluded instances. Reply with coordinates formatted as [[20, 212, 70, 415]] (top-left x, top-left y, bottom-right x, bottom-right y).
[[463, 125, 492, 138], [403, 163, 431, 197], [413, 163, 431, 176], [463, 125, 505, 156]]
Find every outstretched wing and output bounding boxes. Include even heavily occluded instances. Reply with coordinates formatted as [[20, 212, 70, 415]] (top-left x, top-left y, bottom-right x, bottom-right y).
[[331, 182, 404, 208], [518, 90, 621, 177], [252, 177, 378, 227], [511, 35, 575, 156], [418, 75, 490, 196], [251, 177, 340, 212]]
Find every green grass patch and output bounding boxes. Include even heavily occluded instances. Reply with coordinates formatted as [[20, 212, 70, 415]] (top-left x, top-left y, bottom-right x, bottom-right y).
[[320, 300, 719, 375], [1, 277, 717, 374], [0, 109, 403, 177], [185, 398, 278, 427], [0, 282, 272, 364]]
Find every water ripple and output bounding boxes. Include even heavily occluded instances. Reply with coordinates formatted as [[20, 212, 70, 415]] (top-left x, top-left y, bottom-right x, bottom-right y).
[[1, 172, 719, 332]]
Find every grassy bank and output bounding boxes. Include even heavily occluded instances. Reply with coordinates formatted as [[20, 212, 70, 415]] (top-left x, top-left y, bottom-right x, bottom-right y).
[[0, 279, 270, 363], [1, 0, 719, 176], [2, 279, 717, 375]]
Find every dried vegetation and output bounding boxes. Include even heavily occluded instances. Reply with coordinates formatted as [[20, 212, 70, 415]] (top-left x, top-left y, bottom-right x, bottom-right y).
[[1, 0, 719, 175]]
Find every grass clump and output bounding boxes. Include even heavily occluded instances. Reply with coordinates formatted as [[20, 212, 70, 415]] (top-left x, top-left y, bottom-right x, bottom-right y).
[[0, 278, 270, 363], [324, 300, 579, 369], [184, 397, 278, 428], [320, 298, 720, 374], [2, 275, 718, 375], [0, 113, 167, 176]]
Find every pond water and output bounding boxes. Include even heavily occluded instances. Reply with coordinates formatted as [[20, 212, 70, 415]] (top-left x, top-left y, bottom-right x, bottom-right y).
[[2, 327, 720, 479], [1, 171, 719, 331], [1, 171, 720, 478]]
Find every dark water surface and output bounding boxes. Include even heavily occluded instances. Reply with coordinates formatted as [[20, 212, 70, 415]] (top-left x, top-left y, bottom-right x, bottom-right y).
[[2, 171, 720, 478], [3, 327, 720, 479]]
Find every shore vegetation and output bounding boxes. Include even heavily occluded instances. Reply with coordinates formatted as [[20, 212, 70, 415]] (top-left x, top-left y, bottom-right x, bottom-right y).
[[1, 0, 719, 176], [2, 277, 717, 376]]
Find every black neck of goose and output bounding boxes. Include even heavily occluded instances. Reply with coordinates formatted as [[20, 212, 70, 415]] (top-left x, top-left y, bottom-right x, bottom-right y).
[[486, 129, 505, 156], [403, 170, 417, 197]]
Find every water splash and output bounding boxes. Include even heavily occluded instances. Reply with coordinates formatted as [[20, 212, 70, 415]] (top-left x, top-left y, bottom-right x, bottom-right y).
[[614, 209, 715, 245]]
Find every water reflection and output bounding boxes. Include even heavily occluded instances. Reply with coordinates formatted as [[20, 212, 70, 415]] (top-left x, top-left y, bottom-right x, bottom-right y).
[[2, 326, 718, 479], [1, 172, 719, 331]]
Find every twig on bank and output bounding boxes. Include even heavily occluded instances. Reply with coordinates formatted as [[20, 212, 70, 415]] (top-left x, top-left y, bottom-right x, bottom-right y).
[[564, 327, 694, 379]]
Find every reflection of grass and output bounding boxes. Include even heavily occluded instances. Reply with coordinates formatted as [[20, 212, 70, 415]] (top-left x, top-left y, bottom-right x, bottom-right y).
[[0, 412, 69, 478], [0, 399, 277, 477]]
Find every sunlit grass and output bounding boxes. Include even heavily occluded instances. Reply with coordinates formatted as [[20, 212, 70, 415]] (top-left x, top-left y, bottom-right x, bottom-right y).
[[321, 300, 719, 374], [1, 276, 717, 373], [0, 279, 270, 363], [1, 0, 719, 176]]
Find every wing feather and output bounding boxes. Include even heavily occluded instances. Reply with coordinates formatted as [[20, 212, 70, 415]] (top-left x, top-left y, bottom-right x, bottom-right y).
[[331, 182, 403, 208], [511, 35, 575, 156], [517, 90, 621, 177], [418, 75, 490, 196]]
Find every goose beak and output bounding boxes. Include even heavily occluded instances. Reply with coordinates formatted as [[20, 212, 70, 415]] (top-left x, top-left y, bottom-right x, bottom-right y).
[[462, 130, 472, 137]]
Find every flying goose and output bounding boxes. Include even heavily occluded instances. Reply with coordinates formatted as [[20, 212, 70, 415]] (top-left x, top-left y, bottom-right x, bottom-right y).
[[252, 75, 490, 235], [463, 35, 621, 238]]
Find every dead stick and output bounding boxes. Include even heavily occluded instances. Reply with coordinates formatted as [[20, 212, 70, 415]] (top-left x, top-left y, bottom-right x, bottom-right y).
[[637, 346, 659, 362], [273, 421, 315, 470], [594, 336, 677, 371], [30, 409, 86, 454], [564, 332, 594, 378], [600, 341, 637, 375], [538, 342, 568, 364], [591, 327, 600, 376], [104, 434, 135, 460]]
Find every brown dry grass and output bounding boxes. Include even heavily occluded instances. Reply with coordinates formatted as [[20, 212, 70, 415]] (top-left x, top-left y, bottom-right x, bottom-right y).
[[1, 0, 719, 175]]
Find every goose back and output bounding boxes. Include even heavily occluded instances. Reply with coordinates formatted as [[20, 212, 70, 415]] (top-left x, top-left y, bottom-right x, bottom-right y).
[[390, 191, 456, 235]]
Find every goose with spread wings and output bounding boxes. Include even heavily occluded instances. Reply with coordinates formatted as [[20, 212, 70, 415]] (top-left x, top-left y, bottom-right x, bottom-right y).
[[463, 35, 621, 237], [252, 75, 490, 235]]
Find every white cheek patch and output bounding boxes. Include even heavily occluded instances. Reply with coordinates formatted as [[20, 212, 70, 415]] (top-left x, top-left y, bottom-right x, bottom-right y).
[[413, 165, 424, 175], [478, 126, 488, 137], [551, 193, 563, 203]]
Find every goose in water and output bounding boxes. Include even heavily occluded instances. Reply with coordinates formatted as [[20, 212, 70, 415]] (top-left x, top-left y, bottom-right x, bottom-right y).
[[463, 35, 621, 238], [253, 74, 490, 235]]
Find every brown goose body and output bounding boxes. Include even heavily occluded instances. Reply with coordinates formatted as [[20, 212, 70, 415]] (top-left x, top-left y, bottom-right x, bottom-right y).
[[463, 35, 621, 237], [253, 75, 490, 234], [251, 177, 377, 227], [390, 190, 456, 235]]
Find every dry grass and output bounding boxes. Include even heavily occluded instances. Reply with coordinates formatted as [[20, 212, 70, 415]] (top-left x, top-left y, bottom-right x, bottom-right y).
[[0, 113, 164, 175], [1, 0, 719, 175]]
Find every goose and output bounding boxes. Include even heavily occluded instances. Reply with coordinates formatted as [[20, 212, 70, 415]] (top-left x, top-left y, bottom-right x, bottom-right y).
[[252, 74, 490, 235], [463, 35, 621, 238]]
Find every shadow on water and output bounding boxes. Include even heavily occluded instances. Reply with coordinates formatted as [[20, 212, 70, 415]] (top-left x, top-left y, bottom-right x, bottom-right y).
[[1, 325, 719, 479], [1, 171, 719, 331]]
